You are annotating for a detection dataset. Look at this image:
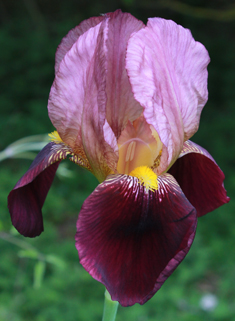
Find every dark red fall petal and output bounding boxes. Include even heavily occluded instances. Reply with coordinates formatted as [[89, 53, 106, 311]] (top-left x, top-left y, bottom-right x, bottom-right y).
[[76, 173, 197, 306], [8, 142, 68, 237], [168, 140, 230, 217]]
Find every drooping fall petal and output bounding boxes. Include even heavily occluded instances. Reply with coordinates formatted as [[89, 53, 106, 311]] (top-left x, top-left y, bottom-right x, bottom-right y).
[[8, 142, 69, 237], [126, 18, 210, 172], [168, 140, 230, 217], [76, 173, 197, 306]]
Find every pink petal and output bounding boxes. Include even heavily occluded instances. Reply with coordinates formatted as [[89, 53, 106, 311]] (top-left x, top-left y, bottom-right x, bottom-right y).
[[126, 18, 210, 172], [75, 173, 197, 306], [168, 140, 230, 217], [103, 120, 118, 156], [80, 18, 118, 181], [48, 22, 103, 150], [55, 16, 104, 74], [8, 142, 68, 237], [48, 19, 117, 181], [105, 10, 144, 138]]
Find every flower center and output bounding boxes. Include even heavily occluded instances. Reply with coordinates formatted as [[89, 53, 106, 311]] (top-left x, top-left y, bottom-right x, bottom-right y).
[[116, 116, 162, 175], [129, 166, 158, 191], [118, 137, 156, 174]]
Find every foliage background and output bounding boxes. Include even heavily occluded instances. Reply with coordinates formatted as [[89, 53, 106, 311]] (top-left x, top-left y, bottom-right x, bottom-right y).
[[0, 0, 234, 320]]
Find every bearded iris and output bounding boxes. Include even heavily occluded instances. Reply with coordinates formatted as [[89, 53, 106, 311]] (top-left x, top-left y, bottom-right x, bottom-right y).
[[8, 10, 229, 307]]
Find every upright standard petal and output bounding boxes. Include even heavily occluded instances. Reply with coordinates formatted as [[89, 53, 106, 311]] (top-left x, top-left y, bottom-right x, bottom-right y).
[[105, 10, 144, 138], [126, 18, 210, 172], [48, 20, 118, 181], [80, 18, 118, 181], [48, 22, 104, 150], [76, 173, 197, 306], [168, 140, 230, 217], [8, 142, 69, 237], [55, 16, 104, 73]]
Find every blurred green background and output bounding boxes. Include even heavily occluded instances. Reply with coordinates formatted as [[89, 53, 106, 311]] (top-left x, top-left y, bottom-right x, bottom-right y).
[[0, 0, 234, 320]]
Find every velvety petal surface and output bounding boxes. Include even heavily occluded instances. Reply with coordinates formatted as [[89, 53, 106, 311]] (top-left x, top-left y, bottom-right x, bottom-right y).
[[8, 142, 69, 237], [105, 10, 144, 138], [76, 173, 197, 306], [168, 140, 230, 217], [126, 18, 210, 172]]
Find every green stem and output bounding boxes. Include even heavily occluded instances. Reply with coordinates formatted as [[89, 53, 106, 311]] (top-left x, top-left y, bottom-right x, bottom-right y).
[[102, 290, 119, 321]]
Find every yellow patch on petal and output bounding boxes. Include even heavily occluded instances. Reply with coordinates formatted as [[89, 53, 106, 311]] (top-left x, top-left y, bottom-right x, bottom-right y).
[[129, 166, 158, 191], [48, 131, 63, 144], [48, 131, 93, 172]]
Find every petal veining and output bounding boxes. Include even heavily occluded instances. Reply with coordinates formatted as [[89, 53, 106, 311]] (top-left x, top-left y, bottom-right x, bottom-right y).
[[105, 10, 144, 138], [75, 173, 197, 306], [126, 18, 210, 172], [80, 18, 118, 181], [48, 22, 103, 150], [49, 19, 118, 181], [55, 16, 104, 73]]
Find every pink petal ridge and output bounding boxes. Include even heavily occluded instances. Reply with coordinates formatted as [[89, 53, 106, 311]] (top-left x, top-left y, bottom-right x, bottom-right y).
[[105, 10, 144, 138], [55, 16, 104, 74]]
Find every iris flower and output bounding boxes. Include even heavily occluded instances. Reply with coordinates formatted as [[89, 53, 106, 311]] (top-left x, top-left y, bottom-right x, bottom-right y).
[[8, 10, 229, 307]]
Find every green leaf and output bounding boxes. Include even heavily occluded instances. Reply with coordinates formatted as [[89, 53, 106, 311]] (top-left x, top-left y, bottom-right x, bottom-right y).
[[33, 260, 46, 289], [45, 254, 66, 269], [18, 249, 39, 259]]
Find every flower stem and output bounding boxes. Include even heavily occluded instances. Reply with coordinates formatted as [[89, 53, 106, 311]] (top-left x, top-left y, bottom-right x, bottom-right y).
[[102, 290, 119, 321]]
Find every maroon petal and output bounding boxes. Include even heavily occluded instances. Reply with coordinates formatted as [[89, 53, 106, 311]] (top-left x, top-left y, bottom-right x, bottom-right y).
[[76, 173, 197, 306], [168, 140, 230, 217], [8, 142, 69, 237]]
